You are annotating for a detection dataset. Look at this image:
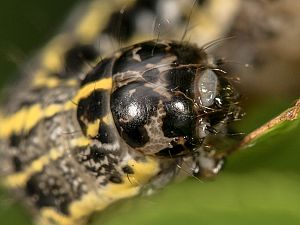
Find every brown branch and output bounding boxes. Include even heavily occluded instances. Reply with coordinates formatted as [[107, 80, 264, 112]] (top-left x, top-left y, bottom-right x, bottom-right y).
[[216, 98, 300, 159]]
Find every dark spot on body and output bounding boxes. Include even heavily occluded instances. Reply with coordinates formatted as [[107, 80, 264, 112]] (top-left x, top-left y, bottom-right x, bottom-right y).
[[196, 0, 206, 6], [81, 58, 113, 86], [26, 173, 72, 215], [97, 122, 116, 144], [122, 165, 134, 174], [12, 156, 22, 172], [9, 133, 21, 147], [109, 174, 123, 184], [77, 90, 110, 135], [102, 0, 159, 42], [64, 44, 99, 75], [90, 146, 106, 161]]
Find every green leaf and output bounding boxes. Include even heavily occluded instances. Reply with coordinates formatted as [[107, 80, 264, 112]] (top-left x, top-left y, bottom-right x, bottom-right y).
[[91, 171, 300, 225], [237, 99, 300, 151]]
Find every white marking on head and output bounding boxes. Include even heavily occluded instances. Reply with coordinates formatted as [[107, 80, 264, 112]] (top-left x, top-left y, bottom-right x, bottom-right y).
[[198, 69, 218, 107]]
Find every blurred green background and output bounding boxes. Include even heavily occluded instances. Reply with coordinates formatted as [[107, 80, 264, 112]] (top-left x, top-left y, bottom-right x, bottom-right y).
[[0, 1, 299, 225]]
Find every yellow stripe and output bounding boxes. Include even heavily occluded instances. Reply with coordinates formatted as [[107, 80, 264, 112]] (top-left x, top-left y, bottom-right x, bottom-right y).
[[86, 119, 100, 138], [189, 0, 240, 45], [75, 1, 108, 43], [0, 104, 64, 139], [71, 156, 159, 220], [75, 0, 136, 43], [0, 0, 136, 139], [0, 75, 112, 139], [38, 155, 159, 225], [71, 136, 91, 147], [126, 156, 160, 184], [72, 77, 113, 104], [86, 113, 114, 138], [3, 148, 64, 188], [2, 137, 91, 188], [102, 113, 114, 125], [37, 0, 136, 85], [32, 70, 78, 88], [4, 144, 159, 224], [41, 34, 70, 73]]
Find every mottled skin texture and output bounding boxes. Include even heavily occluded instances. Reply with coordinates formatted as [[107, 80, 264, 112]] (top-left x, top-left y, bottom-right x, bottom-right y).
[[0, 0, 241, 225]]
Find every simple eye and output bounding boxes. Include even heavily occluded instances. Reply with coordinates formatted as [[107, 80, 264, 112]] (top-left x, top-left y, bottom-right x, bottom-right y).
[[198, 70, 219, 107]]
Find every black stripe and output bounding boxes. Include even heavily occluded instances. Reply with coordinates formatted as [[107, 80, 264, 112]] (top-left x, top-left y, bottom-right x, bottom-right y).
[[97, 122, 117, 144], [80, 58, 113, 87], [77, 90, 110, 135]]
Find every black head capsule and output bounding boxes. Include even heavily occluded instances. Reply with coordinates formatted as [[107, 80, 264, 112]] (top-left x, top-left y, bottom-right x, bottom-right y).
[[78, 40, 240, 177]]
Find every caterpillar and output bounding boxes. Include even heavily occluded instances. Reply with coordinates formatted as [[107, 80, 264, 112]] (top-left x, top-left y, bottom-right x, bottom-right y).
[[0, 0, 241, 224]]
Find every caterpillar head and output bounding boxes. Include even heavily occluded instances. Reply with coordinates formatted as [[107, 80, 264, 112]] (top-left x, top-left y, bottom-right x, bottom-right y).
[[77, 40, 240, 177]]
